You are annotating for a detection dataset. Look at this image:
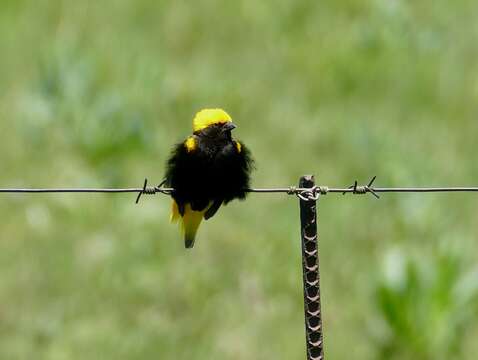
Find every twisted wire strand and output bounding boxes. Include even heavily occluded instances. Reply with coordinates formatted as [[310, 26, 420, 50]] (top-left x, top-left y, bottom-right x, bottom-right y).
[[5, 187, 478, 193], [1, 177, 478, 203]]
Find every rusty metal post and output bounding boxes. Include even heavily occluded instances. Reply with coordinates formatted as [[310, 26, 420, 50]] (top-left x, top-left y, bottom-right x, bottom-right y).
[[299, 175, 324, 360]]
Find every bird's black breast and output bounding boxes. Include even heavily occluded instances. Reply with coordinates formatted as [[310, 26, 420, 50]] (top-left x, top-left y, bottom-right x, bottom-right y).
[[165, 136, 253, 212]]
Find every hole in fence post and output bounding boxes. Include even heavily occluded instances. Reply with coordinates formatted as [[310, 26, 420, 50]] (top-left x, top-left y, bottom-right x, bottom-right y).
[[299, 175, 325, 360]]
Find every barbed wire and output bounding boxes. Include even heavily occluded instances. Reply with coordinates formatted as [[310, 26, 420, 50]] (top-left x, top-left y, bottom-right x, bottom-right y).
[[1, 177, 478, 203]]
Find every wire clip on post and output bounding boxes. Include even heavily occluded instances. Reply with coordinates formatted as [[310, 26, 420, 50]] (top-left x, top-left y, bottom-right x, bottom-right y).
[[289, 186, 328, 201], [299, 175, 325, 360]]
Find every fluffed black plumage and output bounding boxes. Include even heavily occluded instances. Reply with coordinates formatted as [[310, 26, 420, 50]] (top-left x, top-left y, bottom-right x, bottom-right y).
[[164, 109, 254, 248]]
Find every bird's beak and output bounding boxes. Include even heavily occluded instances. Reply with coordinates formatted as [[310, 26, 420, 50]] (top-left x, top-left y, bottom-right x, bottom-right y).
[[222, 122, 236, 132]]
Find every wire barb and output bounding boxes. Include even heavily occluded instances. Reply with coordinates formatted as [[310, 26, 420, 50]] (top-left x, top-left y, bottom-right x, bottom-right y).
[[155, 180, 173, 196], [342, 176, 380, 199], [135, 178, 158, 204]]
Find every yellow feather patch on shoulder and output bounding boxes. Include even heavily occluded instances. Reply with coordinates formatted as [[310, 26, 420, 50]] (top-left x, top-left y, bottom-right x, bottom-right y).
[[193, 108, 232, 132], [184, 136, 197, 152], [235, 141, 242, 153]]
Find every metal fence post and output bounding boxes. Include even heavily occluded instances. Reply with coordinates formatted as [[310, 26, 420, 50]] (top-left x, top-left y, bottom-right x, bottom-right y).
[[299, 175, 324, 360]]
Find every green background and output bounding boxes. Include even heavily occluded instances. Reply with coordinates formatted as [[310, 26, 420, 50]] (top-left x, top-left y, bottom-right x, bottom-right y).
[[1, 1, 478, 359]]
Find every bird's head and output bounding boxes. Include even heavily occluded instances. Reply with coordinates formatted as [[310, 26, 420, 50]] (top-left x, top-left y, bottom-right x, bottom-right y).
[[192, 108, 236, 138]]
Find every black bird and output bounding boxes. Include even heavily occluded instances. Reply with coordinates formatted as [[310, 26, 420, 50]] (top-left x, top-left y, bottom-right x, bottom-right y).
[[165, 108, 254, 248]]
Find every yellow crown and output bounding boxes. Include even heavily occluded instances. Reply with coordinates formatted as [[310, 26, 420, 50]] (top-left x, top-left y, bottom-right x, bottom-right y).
[[193, 108, 232, 132]]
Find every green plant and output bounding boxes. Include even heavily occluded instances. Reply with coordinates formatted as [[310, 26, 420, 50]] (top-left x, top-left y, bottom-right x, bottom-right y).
[[375, 247, 478, 359]]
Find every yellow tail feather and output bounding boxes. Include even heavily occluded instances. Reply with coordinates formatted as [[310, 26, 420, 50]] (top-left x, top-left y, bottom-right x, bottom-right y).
[[170, 201, 209, 248], [170, 200, 180, 223]]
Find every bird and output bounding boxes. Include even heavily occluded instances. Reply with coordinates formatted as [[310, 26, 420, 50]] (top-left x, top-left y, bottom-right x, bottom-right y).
[[164, 108, 254, 248]]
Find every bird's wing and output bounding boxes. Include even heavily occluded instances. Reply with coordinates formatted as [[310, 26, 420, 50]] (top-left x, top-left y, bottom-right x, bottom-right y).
[[204, 199, 223, 220]]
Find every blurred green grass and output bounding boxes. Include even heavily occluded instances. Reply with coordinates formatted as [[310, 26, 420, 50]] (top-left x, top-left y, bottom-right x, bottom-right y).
[[1, 1, 478, 359]]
